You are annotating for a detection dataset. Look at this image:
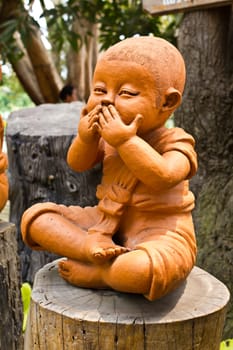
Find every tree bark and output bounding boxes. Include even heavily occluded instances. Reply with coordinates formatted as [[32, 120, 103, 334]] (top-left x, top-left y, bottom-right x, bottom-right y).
[[11, 32, 45, 105], [67, 18, 99, 102], [24, 260, 229, 350], [0, 221, 23, 350], [0, 0, 99, 104], [25, 26, 63, 103], [175, 6, 233, 338], [6, 102, 102, 284], [0, 0, 63, 104]]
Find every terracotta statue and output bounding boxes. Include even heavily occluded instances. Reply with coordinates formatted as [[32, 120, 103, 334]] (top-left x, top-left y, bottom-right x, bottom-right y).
[[21, 36, 198, 301], [0, 65, 9, 212]]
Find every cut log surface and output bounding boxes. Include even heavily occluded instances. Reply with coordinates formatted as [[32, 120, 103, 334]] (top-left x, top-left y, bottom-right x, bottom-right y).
[[6, 102, 102, 283], [25, 259, 230, 350], [0, 221, 23, 350]]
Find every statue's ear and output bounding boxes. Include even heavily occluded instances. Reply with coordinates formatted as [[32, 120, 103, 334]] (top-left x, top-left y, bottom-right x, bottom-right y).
[[162, 87, 182, 112]]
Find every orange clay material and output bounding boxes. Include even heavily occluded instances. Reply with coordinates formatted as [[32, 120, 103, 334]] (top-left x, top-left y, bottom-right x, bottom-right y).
[[21, 126, 197, 300], [0, 115, 8, 212], [21, 36, 198, 300]]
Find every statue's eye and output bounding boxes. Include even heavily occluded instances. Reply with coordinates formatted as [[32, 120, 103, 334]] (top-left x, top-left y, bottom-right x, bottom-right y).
[[119, 89, 139, 96], [94, 87, 106, 94]]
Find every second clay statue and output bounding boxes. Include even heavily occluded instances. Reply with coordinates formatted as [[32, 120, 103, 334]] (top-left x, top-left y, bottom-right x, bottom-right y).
[[0, 64, 9, 213]]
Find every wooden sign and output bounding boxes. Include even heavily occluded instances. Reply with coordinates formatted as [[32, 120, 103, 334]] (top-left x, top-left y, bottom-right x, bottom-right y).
[[143, 0, 232, 15]]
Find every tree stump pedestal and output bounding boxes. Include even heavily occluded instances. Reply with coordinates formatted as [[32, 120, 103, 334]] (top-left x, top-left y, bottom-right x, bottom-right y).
[[25, 259, 230, 350], [0, 221, 23, 350]]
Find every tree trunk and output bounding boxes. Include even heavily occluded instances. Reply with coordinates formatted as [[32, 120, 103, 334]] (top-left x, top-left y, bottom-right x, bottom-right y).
[[0, 221, 23, 350], [24, 259, 229, 350], [0, 0, 63, 104], [25, 26, 63, 103], [6, 102, 102, 284], [67, 19, 99, 102], [0, 0, 99, 104], [10, 32, 45, 105], [175, 6, 233, 338]]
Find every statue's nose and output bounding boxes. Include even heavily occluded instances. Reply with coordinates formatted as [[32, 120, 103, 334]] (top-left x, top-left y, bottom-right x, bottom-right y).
[[101, 92, 114, 106], [101, 101, 111, 106]]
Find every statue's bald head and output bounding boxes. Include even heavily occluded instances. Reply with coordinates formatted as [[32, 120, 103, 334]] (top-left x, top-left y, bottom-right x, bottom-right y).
[[99, 36, 186, 105]]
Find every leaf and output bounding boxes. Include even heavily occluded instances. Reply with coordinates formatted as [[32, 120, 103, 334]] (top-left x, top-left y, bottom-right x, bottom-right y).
[[21, 282, 32, 332], [220, 339, 233, 350]]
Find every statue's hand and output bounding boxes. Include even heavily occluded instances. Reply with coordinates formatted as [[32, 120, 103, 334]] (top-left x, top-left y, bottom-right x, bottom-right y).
[[78, 105, 102, 144], [97, 105, 143, 147]]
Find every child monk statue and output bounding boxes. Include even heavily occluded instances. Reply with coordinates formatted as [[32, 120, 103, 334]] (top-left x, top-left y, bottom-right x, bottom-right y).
[[21, 36, 197, 301], [0, 65, 9, 212]]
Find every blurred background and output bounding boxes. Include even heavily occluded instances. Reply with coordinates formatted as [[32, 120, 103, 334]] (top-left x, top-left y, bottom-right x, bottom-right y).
[[0, 0, 180, 120]]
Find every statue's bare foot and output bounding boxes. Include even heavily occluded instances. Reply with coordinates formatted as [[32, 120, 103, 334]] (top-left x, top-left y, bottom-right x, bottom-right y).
[[58, 259, 107, 288], [84, 233, 130, 264], [92, 246, 129, 263]]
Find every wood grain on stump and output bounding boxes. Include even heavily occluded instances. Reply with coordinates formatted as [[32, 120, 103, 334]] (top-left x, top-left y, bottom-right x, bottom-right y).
[[25, 259, 230, 350], [0, 221, 23, 350]]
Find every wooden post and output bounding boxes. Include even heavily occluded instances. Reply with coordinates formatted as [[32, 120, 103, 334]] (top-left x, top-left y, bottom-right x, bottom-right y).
[[6, 102, 102, 283], [25, 259, 230, 350], [0, 221, 23, 350]]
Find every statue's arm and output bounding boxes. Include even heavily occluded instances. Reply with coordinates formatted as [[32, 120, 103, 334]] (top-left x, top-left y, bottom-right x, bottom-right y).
[[117, 135, 190, 190], [67, 136, 104, 172]]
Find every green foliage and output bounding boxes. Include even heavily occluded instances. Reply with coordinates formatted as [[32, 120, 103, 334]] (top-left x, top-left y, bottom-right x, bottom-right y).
[[0, 3, 39, 63], [42, 0, 180, 52], [0, 68, 34, 116], [21, 282, 32, 332], [220, 339, 233, 349], [98, 0, 160, 49], [98, 1, 180, 50], [43, 2, 83, 52]]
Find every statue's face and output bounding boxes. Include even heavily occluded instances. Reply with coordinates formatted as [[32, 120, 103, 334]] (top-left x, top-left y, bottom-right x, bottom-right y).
[[87, 59, 166, 135]]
